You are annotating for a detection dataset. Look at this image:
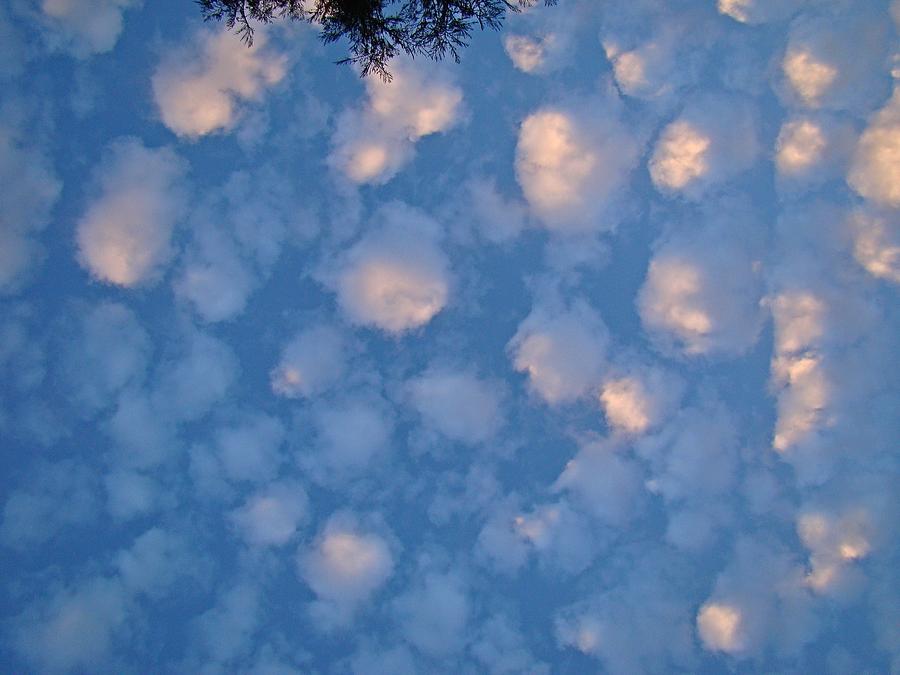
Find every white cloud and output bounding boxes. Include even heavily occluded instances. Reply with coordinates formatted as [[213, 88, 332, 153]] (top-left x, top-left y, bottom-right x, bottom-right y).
[[115, 527, 196, 598], [76, 137, 186, 287], [509, 299, 609, 405], [231, 481, 308, 547], [298, 514, 393, 627], [12, 577, 129, 673], [34, 0, 140, 57], [774, 114, 856, 192], [471, 614, 550, 675], [194, 582, 261, 665], [0, 120, 60, 293], [105, 389, 177, 469], [796, 507, 873, 596], [553, 439, 644, 527], [648, 96, 759, 199], [848, 208, 900, 283], [515, 101, 640, 232], [395, 572, 469, 656], [408, 368, 502, 444], [305, 394, 393, 477], [779, 11, 891, 113], [152, 29, 286, 138], [214, 413, 285, 484], [599, 361, 683, 436], [104, 469, 159, 521], [270, 324, 346, 398], [334, 203, 451, 333], [329, 58, 462, 184], [717, 0, 802, 24], [847, 86, 900, 208], [638, 208, 764, 357]]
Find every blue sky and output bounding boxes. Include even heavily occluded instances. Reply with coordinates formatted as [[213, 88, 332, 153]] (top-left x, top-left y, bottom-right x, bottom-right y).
[[1, 0, 898, 672]]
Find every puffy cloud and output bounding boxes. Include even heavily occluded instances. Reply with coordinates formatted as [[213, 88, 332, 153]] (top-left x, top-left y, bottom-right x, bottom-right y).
[[509, 299, 609, 405], [717, 0, 802, 24], [270, 324, 346, 398], [12, 577, 129, 673], [408, 368, 502, 444], [304, 394, 394, 477], [0, 460, 98, 550], [230, 481, 308, 547], [515, 101, 640, 232], [175, 169, 295, 323], [104, 469, 160, 521], [509, 500, 596, 574], [34, 0, 139, 57], [696, 537, 819, 658], [105, 389, 178, 469], [0, 121, 61, 294], [334, 204, 450, 333], [395, 571, 469, 656], [637, 208, 764, 357], [215, 412, 285, 483], [152, 29, 286, 138], [599, 362, 683, 436], [847, 87, 900, 207], [779, 11, 891, 113], [648, 96, 759, 199], [553, 439, 644, 527], [298, 514, 393, 626], [471, 614, 550, 675], [504, 34, 566, 75], [329, 59, 462, 184], [115, 527, 197, 598], [61, 301, 150, 414], [774, 114, 856, 191], [796, 508, 873, 596], [76, 137, 186, 287], [194, 582, 261, 665], [848, 208, 900, 283]]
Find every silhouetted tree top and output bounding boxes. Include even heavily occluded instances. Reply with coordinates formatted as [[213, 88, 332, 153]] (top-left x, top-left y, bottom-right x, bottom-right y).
[[197, 0, 557, 80]]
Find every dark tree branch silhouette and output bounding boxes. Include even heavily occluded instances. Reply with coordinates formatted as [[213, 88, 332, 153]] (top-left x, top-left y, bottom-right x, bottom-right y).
[[196, 0, 557, 81]]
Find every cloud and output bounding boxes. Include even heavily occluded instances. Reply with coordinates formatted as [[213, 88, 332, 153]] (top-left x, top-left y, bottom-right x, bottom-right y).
[[774, 114, 856, 192], [637, 205, 765, 357], [230, 481, 308, 547], [214, 412, 285, 483], [270, 324, 346, 398], [298, 513, 393, 627], [329, 58, 462, 184], [408, 367, 503, 444], [104, 469, 160, 521], [508, 298, 609, 405], [333, 203, 451, 333], [847, 86, 900, 208], [553, 439, 644, 527], [33, 0, 139, 58], [152, 29, 286, 138], [76, 137, 186, 287], [471, 614, 550, 674], [12, 577, 129, 673], [716, 0, 802, 24], [515, 99, 641, 232], [0, 119, 61, 294], [848, 208, 900, 284], [779, 10, 891, 113], [115, 527, 197, 598], [395, 571, 469, 656], [194, 582, 261, 665], [599, 361, 683, 436], [61, 301, 150, 414], [648, 95, 759, 199]]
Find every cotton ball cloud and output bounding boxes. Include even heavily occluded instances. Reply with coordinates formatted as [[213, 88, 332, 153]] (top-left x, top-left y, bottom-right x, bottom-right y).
[[638, 211, 764, 358], [334, 204, 451, 334], [231, 481, 307, 547], [599, 362, 683, 436], [408, 368, 502, 444], [394, 571, 469, 657], [717, 0, 802, 24], [779, 11, 891, 114], [76, 137, 186, 287], [847, 87, 900, 208], [306, 394, 393, 476], [796, 508, 873, 596], [329, 59, 462, 184], [0, 123, 61, 293], [36, 0, 139, 57], [270, 324, 346, 398], [848, 208, 900, 284], [509, 299, 609, 405], [515, 101, 640, 232], [774, 114, 856, 192], [152, 29, 286, 138], [298, 514, 393, 627], [648, 96, 759, 199], [214, 413, 285, 483]]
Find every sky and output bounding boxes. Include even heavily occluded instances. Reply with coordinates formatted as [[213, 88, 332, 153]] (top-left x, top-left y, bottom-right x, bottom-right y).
[[0, 0, 898, 673]]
